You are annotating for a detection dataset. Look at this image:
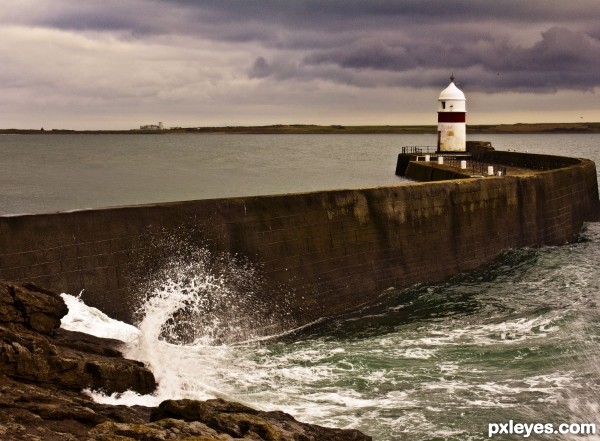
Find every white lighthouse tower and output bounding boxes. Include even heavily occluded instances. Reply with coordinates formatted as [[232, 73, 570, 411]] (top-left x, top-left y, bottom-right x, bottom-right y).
[[437, 75, 466, 152]]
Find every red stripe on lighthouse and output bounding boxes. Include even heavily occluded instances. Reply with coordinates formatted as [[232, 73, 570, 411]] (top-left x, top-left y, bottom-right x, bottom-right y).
[[438, 112, 466, 123]]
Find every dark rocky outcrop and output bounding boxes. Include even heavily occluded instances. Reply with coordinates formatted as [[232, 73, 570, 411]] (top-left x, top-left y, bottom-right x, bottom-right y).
[[149, 399, 371, 440], [0, 280, 372, 440], [91, 399, 372, 441], [0, 374, 152, 440], [0, 281, 155, 394], [0, 281, 68, 334]]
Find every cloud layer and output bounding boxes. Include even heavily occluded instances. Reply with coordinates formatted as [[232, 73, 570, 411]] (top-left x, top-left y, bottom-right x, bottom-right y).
[[1, 1, 599, 128]]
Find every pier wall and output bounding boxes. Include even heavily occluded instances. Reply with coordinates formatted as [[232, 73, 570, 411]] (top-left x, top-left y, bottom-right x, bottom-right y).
[[1, 153, 598, 325]]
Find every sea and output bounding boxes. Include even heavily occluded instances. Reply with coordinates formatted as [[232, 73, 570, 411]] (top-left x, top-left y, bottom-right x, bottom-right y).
[[2, 133, 600, 440]]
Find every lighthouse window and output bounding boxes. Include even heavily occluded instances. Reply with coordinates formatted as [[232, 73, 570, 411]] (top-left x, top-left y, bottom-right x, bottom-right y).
[[441, 101, 446, 109]]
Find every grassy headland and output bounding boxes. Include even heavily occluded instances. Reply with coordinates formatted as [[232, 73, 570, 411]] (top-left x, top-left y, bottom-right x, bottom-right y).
[[1, 122, 599, 135]]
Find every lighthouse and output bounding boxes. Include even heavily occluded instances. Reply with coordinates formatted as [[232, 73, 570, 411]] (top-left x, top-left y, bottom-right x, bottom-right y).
[[437, 75, 466, 152]]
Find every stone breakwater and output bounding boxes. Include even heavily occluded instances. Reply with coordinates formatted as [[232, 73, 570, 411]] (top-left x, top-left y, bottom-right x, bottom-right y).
[[0, 145, 598, 329], [0, 280, 372, 441]]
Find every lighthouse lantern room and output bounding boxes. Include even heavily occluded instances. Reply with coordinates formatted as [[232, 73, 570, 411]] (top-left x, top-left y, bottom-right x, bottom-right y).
[[437, 75, 466, 152]]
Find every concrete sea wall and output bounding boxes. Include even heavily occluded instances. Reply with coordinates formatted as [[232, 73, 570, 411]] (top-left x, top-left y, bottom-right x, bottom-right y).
[[1, 149, 598, 325]]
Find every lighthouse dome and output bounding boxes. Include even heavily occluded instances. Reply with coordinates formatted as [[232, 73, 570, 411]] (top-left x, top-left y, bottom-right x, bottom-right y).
[[439, 81, 465, 101]]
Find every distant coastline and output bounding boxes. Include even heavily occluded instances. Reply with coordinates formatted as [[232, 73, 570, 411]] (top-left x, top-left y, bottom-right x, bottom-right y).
[[1, 122, 600, 135]]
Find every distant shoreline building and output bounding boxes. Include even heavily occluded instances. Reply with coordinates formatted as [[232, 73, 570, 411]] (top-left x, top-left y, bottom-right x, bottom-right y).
[[139, 122, 164, 130]]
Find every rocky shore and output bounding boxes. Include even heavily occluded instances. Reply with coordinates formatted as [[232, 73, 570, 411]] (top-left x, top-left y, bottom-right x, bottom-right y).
[[0, 280, 371, 440]]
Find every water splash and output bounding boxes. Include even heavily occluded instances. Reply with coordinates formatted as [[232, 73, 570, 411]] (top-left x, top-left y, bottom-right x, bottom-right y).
[[87, 244, 299, 407], [135, 253, 258, 346], [128, 228, 299, 346], [60, 293, 139, 343]]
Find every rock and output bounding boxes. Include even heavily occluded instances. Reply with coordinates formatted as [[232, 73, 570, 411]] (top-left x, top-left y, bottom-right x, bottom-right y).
[[0, 280, 156, 394], [90, 418, 223, 440], [0, 281, 67, 334], [151, 398, 372, 441], [151, 397, 258, 423], [0, 374, 152, 441]]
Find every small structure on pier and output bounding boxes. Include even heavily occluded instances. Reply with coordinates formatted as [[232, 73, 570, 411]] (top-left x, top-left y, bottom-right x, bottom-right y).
[[437, 75, 466, 152]]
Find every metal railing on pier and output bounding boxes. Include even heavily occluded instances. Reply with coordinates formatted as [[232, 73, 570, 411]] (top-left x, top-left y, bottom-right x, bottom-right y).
[[400, 146, 509, 176], [432, 155, 508, 176], [401, 146, 437, 154]]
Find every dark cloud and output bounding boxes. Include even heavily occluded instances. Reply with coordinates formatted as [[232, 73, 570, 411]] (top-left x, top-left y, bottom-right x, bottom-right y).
[[297, 26, 600, 92], [248, 57, 303, 81], [160, 0, 600, 26], [10, 0, 597, 93], [2, 0, 600, 128]]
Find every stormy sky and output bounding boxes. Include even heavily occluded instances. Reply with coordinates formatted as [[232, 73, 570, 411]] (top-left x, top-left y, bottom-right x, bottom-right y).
[[1, 0, 599, 129]]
